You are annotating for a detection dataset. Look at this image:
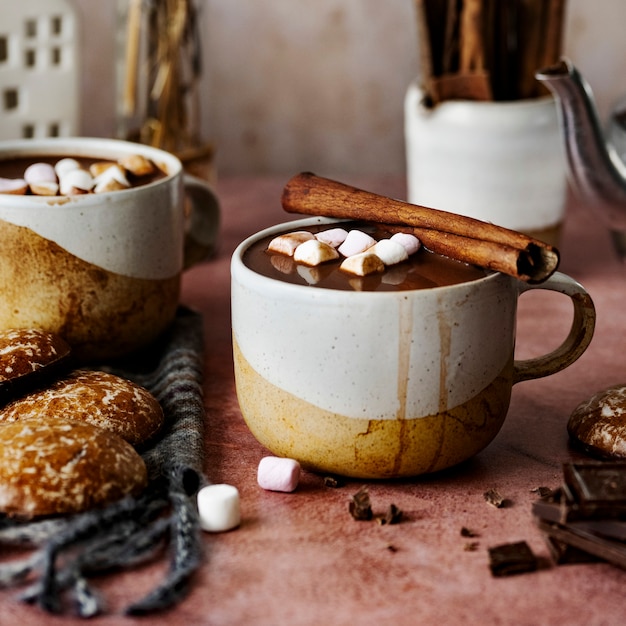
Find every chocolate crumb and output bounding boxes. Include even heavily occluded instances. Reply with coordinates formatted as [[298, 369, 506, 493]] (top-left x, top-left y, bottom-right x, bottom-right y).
[[377, 503, 403, 525], [484, 488, 510, 508], [461, 526, 479, 538], [386, 544, 399, 553], [349, 486, 373, 521], [488, 541, 538, 577], [531, 486, 553, 498], [464, 542, 480, 552], [324, 475, 344, 488]]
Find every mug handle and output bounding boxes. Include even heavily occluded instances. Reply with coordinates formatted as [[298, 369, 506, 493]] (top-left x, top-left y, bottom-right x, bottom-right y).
[[513, 271, 596, 384], [182, 173, 221, 269]]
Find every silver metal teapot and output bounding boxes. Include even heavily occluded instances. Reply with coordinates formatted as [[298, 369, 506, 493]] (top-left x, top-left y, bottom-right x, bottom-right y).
[[536, 58, 626, 257]]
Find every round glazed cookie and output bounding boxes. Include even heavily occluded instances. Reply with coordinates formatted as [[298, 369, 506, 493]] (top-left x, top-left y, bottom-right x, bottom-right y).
[[0, 328, 71, 382], [568, 384, 626, 458], [0, 418, 147, 518], [0, 369, 163, 446]]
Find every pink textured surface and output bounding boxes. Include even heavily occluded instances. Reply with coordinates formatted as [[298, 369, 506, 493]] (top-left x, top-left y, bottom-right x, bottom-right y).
[[1, 176, 625, 625]]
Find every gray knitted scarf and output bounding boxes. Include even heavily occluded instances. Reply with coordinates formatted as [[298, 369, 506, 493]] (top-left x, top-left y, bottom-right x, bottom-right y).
[[0, 307, 207, 617]]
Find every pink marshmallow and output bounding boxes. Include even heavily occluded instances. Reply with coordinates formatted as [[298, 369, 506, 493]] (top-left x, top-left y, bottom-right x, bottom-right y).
[[257, 456, 301, 492], [338, 230, 377, 257]]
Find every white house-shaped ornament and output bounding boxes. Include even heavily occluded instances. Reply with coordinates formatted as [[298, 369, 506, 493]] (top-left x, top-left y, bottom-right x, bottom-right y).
[[0, 0, 79, 140]]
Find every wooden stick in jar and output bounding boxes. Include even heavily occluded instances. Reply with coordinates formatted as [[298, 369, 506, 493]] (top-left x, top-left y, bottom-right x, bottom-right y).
[[281, 172, 560, 283]]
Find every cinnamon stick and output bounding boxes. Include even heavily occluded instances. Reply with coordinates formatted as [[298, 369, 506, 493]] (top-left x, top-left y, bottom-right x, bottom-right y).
[[281, 172, 559, 283]]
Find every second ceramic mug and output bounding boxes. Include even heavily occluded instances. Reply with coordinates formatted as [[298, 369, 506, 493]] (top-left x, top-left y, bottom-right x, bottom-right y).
[[232, 218, 596, 479], [0, 137, 219, 361]]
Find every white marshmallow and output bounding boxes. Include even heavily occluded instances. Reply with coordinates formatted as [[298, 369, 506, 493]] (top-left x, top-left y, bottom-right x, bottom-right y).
[[93, 164, 131, 193], [59, 168, 93, 195], [293, 239, 339, 266], [29, 181, 59, 196], [370, 239, 409, 266], [197, 484, 241, 532], [390, 232, 421, 256], [24, 162, 57, 185], [315, 227, 348, 248], [268, 231, 315, 256], [257, 456, 301, 492], [0, 178, 27, 195], [338, 230, 377, 257], [54, 158, 81, 178], [118, 153, 155, 177], [340, 252, 385, 276]]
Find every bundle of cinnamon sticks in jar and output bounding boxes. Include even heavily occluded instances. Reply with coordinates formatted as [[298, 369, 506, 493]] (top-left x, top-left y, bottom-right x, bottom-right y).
[[414, 0, 567, 104]]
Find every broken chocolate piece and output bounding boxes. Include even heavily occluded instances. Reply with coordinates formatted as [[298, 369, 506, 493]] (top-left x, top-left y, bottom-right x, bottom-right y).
[[484, 488, 509, 508], [323, 476, 344, 488], [349, 486, 373, 521], [488, 541, 538, 577], [530, 486, 554, 498], [376, 504, 403, 525], [563, 462, 626, 518], [536, 519, 626, 571]]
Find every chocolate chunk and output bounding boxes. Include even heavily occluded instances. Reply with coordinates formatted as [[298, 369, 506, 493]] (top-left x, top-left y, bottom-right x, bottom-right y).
[[349, 486, 373, 521], [536, 519, 626, 571], [488, 541, 538, 577], [563, 462, 626, 518], [484, 488, 511, 508], [323, 475, 344, 488], [376, 504, 403, 525]]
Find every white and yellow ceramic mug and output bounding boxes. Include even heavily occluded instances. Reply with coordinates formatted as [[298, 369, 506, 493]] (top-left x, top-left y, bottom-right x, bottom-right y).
[[231, 217, 595, 479], [0, 137, 219, 361]]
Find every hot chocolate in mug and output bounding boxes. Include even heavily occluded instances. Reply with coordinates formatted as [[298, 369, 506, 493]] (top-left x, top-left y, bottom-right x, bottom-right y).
[[0, 137, 219, 361], [231, 217, 595, 479]]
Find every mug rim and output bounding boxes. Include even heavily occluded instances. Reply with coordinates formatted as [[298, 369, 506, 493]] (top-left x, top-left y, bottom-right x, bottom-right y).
[[0, 137, 182, 201], [232, 216, 501, 297]]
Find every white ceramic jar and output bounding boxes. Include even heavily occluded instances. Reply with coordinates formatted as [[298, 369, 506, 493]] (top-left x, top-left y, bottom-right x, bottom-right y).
[[404, 83, 567, 244]]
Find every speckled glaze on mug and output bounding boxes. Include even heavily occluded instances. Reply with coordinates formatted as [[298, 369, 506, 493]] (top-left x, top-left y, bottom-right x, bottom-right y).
[[231, 218, 595, 478], [0, 138, 219, 361]]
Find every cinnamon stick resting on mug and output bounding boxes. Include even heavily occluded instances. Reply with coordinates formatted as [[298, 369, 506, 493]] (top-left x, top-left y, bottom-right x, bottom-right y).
[[281, 172, 559, 283]]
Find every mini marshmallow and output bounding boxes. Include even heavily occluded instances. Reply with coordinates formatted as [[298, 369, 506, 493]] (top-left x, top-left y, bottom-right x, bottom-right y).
[[390, 232, 421, 256], [24, 162, 56, 184], [0, 178, 27, 195], [268, 231, 315, 256], [257, 456, 301, 492], [29, 180, 59, 196], [59, 168, 93, 195], [338, 230, 377, 257], [293, 239, 339, 266], [197, 484, 241, 532], [340, 252, 385, 276], [89, 161, 118, 177], [370, 239, 409, 266], [93, 164, 130, 193], [315, 227, 348, 248], [118, 153, 155, 176], [54, 158, 81, 178]]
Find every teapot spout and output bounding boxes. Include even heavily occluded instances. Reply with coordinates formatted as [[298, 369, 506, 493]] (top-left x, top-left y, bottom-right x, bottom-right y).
[[536, 58, 626, 231]]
